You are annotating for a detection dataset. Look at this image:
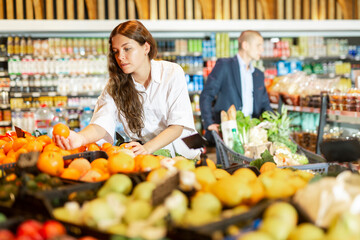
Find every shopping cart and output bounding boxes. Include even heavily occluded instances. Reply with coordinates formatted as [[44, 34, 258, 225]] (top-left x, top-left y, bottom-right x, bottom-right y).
[[212, 130, 326, 169], [212, 130, 253, 168]]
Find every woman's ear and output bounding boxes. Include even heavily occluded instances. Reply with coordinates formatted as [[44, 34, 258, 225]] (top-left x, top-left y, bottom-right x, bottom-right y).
[[144, 42, 151, 55]]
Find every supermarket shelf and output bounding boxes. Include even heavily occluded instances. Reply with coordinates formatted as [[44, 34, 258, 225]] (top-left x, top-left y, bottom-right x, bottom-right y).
[[66, 91, 101, 97], [158, 52, 202, 57], [10, 91, 101, 98], [0, 104, 10, 109], [270, 103, 321, 113], [327, 111, 360, 125], [1, 20, 360, 38], [271, 103, 360, 124], [262, 55, 360, 62], [0, 121, 11, 126], [12, 106, 94, 112]]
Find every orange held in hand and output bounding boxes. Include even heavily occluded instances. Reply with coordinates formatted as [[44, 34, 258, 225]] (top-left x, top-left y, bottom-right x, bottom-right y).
[[52, 123, 70, 138]]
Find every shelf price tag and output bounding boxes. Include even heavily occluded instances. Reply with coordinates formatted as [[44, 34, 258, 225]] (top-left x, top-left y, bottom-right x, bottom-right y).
[[16, 152, 41, 176], [151, 172, 180, 206]]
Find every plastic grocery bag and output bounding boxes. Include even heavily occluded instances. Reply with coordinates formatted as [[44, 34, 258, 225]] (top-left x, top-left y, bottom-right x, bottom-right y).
[[221, 120, 238, 149]]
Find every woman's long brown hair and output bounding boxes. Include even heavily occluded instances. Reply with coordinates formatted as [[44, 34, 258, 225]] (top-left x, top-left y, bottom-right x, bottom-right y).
[[106, 20, 157, 137]]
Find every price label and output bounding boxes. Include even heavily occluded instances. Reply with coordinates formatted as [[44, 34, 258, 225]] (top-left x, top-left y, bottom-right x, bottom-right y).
[[151, 172, 180, 206], [15, 126, 25, 138], [48, 92, 56, 96], [16, 152, 41, 175], [14, 93, 22, 97], [32, 92, 40, 97]]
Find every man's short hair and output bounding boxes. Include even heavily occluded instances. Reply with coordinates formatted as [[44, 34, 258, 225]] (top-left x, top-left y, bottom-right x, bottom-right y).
[[238, 30, 262, 49]]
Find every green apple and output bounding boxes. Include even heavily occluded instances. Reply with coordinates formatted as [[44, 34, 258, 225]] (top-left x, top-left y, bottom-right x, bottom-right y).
[[123, 200, 152, 224], [239, 231, 273, 240], [259, 217, 294, 240], [191, 192, 222, 217], [132, 181, 156, 202], [182, 209, 215, 226], [97, 174, 133, 197], [263, 202, 298, 227], [288, 223, 325, 240]]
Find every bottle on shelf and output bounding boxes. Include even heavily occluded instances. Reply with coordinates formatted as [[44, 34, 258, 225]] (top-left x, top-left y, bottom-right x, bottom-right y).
[[35, 104, 54, 137], [53, 104, 69, 125], [232, 128, 244, 154], [79, 106, 93, 130]]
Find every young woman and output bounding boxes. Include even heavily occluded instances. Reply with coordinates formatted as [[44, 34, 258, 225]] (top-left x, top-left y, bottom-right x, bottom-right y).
[[54, 20, 200, 159]]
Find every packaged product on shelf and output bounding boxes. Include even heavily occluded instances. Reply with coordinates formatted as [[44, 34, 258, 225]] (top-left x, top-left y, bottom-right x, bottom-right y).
[[53, 105, 69, 125], [68, 109, 80, 131], [66, 38, 73, 55], [13, 36, 20, 55], [26, 37, 33, 55], [35, 104, 54, 136], [80, 107, 93, 130], [7, 36, 13, 56], [19, 37, 26, 57]]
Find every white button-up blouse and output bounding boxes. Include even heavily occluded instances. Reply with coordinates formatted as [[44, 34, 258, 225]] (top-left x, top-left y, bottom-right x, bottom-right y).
[[90, 60, 201, 159]]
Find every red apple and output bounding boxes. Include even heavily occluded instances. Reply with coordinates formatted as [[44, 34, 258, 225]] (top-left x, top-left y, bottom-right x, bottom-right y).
[[0, 229, 15, 240], [40, 220, 66, 239], [16, 220, 43, 240]]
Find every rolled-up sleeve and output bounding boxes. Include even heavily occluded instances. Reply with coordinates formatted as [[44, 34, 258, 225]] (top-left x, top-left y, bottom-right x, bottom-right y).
[[90, 90, 118, 144], [166, 66, 195, 131]]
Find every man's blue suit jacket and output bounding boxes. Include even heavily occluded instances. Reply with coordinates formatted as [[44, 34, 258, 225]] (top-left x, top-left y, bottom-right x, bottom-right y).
[[200, 56, 272, 130]]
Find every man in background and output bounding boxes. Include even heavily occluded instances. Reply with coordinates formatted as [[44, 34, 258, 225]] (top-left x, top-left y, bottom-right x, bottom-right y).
[[200, 30, 272, 145]]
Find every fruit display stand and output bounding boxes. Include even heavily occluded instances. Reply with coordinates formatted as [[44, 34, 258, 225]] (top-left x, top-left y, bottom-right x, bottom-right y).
[[0, 130, 358, 239]]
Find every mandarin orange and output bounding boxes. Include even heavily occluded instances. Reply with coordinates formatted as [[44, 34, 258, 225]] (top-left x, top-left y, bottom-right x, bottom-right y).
[[25, 141, 43, 152], [52, 123, 70, 138], [90, 158, 108, 173], [108, 152, 135, 173], [60, 168, 82, 180], [37, 151, 64, 176], [87, 143, 100, 151], [139, 155, 161, 172], [101, 142, 112, 151], [12, 138, 28, 152]]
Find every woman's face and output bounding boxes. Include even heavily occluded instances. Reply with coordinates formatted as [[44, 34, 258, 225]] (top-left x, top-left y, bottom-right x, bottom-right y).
[[111, 34, 150, 74]]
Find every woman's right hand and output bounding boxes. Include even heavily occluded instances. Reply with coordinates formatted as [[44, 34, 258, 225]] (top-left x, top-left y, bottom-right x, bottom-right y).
[[53, 130, 86, 150]]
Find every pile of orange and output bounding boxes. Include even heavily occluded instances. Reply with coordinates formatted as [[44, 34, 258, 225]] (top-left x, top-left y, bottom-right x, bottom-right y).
[[0, 133, 63, 165]]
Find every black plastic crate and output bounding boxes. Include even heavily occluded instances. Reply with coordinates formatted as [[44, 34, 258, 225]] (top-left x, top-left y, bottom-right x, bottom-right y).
[[223, 164, 261, 176], [170, 199, 272, 240], [13, 181, 103, 220], [0, 163, 16, 178], [279, 162, 351, 176], [63, 150, 109, 162]]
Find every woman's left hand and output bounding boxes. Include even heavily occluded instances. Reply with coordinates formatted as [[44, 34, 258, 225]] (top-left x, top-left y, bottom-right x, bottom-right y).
[[127, 141, 148, 155]]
